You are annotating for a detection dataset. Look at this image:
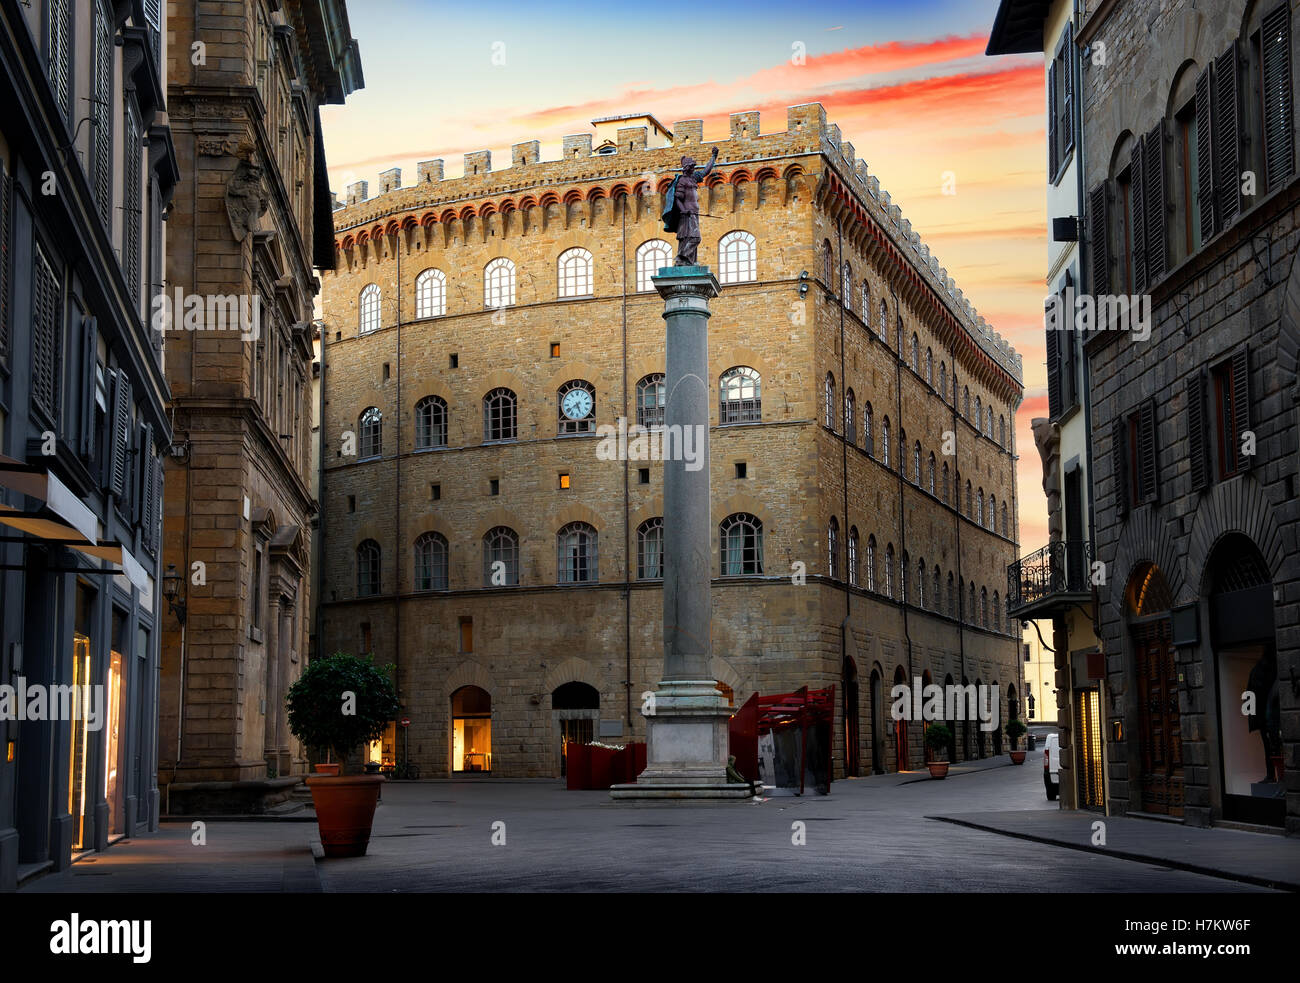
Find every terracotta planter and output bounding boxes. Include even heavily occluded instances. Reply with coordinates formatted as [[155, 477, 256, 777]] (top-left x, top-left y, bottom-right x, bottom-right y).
[[927, 761, 950, 779], [305, 774, 384, 858], [313, 762, 341, 776], [1009, 750, 1027, 765]]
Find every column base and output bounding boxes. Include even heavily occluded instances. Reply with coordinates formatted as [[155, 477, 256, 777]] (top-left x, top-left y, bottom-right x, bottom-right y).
[[609, 680, 754, 800]]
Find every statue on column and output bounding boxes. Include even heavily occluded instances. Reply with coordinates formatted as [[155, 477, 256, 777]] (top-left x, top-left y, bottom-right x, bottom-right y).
[[662, 145, 719, 266]]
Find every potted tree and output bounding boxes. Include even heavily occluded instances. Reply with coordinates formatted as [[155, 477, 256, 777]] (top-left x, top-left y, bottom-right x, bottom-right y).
[[1005, 717, 1028, 764], [924, 723, 953, 779], [287, 652, 400, 858]]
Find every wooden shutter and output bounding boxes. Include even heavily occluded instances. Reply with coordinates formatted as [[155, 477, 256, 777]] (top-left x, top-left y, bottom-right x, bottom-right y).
[[1089, 182, 1110, 295], [1214, 43, 1242, 228], [123, 102, 142, 310], [32, 244, 61, 423], [1187, 371, 1211, 492], [79, 316, 98, 461], [1046, 301, 1062, 419], [1062, 26, 1074, 152], [92, 1, 113, 228], [1231, 345, 1252, 471], [1262, 2, 1295, 191], [136, 422, 153, 526], [1196, 65, 1217, 244], [1139, 400, 1158, 503], [109, 369, 132, 498], [0, 168, 9, 361], [1130, 138, 1147, 293], [1145, 121, 1167, 283], [48, 0, 72, 124], [1048, 61, 1060, 177], [1112, 417, 1129, 517]]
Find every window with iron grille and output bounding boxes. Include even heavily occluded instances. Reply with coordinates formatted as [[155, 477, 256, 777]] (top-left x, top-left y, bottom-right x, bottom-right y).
[[636, 374, 665, 428], [32, 242, 62, 424], [636, 239, 672, 291], [841, 261, 852, 307], [843, 388, 855, 442], [414, 532, 449, 591], [884, 544, 894, 597], [483, 387, 517, 441], [827, 517, 839, 579], [637, 517, 664, 580], [719, 366, 760, 423], [861, 281, 870, 323], [866, 536, 877, 592], [483, 526, 519, 586], [878, 299, 888, 341], [720, 513, 763, 575], [558, 522, 597, 583], [863, 402, 873, 456], [415, 268, 446, 318], [358, 406, 382, 459], [882, 417, 890, 468], [847, 527, 859, 587], [357, 540, 381, 596], [928, 453, 936, 496], [824, 373, 835, 429], [414, 396, 447, 449]]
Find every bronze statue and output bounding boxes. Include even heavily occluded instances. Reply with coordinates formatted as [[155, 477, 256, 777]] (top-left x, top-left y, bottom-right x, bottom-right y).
[[662, 145, 719, 266]]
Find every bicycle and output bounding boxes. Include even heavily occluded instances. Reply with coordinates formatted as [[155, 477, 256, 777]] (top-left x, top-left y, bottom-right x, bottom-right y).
[[382, 760, 420, 781]]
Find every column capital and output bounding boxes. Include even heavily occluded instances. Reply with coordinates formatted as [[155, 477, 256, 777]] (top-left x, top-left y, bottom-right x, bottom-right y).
[[652, 266, 721, 305]]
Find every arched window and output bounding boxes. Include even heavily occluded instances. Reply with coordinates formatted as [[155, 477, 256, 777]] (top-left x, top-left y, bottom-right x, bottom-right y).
[[848, 526, 859, 587], [910, 333, 919, 372], [637, 517, 664, 580], [1002, 502, 1009, 537], [975, 396, 983, 430], [947, 572, 956, 617], [999, 415, 1006, 447], [915, 556, 925, 608], [636, 373, 666, 428], [415, 269, 446, 319], [864, 402, 874, 456], [557, 379, 596, 435], [927, 453, 936, 495], [981, 587, 989, 628], [414, 532, 449, 591], [896, 316, 903, 354], [884, 544, 895, 597], [557, 247, 593, 298], [636, 239, 673, 292], [942, 462, 950, 503], [484, 257, 516, 308], [882, 416, 891, 468], [993, 591, 1001, 631], [359, 283, 380, 335], [483, 387, 517, 442], [821, 239, 834, 284], [986, 406, 994, 438], [861, 281, 870, 323], [878, 299, 888, 341], [414, 395, 447, 450], [866, 535, 877, 592], [963, 386, 971, 418], [720, 513, 763, 575], [483, 526, 519, 586], [827, 516, 840, 579], [976, 487, 984, 526], [933, 566, 941, 612], [913, 441, 921, 485], [844, 388, 856, 442], [926, 348, 933, 385], [357, 539, 381, 596], [359, 407, 382, 459], [719, 230, 757, 284], [557, 522, 597, 583], [719, 366, 761, 423], [939, 362, 947, 400], [969, 582, 977, 624], [900, 551, 910, 603], [966, 480, 973, 517], [988, 493, 996, 530], [842, 261, 852, 306], [824, 373, 836, 429]]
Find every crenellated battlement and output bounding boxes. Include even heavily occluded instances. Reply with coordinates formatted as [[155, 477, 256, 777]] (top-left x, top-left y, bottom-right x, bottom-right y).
[[329, 103, 1020, 381]]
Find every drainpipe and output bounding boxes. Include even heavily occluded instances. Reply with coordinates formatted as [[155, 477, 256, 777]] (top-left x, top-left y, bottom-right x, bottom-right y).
[[394, 237, 403, 712], [622, 195, 632, 730]]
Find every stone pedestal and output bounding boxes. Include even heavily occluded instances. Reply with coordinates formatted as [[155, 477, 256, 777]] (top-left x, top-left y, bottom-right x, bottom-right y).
[[611, 266, 752, 801]]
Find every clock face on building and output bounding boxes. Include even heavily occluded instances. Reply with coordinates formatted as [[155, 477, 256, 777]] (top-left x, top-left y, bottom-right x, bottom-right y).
[[562, 388, 593, 420]]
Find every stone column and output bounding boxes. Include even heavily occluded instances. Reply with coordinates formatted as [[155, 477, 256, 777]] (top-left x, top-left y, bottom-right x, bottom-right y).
[[611, 265, 751, 800]]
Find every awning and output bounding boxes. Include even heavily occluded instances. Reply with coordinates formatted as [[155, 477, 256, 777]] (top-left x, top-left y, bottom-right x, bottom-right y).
[[74, 541, 149, 591]]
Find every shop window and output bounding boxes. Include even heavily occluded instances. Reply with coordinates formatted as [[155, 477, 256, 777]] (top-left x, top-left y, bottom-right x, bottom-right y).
[[452, 686, 492, 773]]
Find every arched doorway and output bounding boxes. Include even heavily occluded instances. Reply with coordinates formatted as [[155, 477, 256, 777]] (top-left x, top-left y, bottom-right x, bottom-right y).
[[943, 673, 958, 763], [1205, 534, 1283, 826], [1125, 562, 1181, 816], [451, 686, 492, 773], [991, 680, 1003, 756], [869, 669, 884, 774], [553, 682, 599, 778], [893, 666, 908, 772], [843, 657, 861, 777]]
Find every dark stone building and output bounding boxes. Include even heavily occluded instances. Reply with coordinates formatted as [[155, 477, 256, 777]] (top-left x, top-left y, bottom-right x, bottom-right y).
[[1080, 0, 1299, 832], [0, 0, 178, 889]]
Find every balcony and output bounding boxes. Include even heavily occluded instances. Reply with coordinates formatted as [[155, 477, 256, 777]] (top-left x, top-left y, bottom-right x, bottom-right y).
[[1007, 541, 1094, 619]]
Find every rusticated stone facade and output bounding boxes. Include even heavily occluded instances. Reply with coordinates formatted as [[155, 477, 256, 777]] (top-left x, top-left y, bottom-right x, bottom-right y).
[[319, 104, 1024, 779]]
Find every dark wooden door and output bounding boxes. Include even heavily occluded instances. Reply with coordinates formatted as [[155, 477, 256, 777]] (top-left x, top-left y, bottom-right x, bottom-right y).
[[1134, 624, 1183, 815]]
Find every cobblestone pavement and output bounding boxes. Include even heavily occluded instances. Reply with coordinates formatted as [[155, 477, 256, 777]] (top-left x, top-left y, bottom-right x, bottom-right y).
[[19, 756, 1288, 892]]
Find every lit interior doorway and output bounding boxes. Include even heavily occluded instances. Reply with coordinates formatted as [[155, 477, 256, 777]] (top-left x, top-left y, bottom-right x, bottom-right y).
[[452, 686, 492, 773], [552, 681, 599, 777]]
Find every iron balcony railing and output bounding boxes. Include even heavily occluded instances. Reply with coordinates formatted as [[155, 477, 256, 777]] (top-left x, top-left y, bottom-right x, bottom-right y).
[[1007, 540, 1093, 613]]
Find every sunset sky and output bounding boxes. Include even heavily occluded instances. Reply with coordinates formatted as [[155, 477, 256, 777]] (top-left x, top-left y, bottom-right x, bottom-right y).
[[319, 0, 1052, 549]]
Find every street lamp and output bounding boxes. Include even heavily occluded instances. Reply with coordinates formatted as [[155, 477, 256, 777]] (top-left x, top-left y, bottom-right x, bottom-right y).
[[163, 563, 187, 625]]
